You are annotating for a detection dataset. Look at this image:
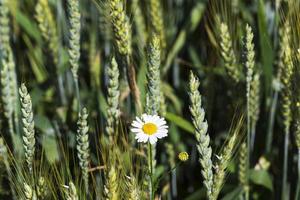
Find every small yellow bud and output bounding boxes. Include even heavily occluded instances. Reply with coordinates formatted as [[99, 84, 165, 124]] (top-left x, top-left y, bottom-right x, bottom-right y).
[[178, 152, 189, 162]]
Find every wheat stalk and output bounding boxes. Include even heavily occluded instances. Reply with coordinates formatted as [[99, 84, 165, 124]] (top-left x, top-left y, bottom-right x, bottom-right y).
[[19, 83, 36, 174], [108, 0, 131, 56], [106, 57, 120, 140], [211, 124, 239, 199], [188, 71, 213, 199], [126, 176, 140, 200], [0, 0, 10, 51], [149, 0, 166, 50], [76, 107, 90, 193], [35, 0, 59, 65], [249, 73, 260, 148], [24, 182, 37, 200], [219, 22, 240, 82], [280, 21, 293, 200], [108, 0, 141, 112], [65, 182, 78, 200], [37, 177, 47, 199], [0, 0, 19, 146], [146, 35, 161, 115], [104, 165, 119, 200], [239, 142, 249, 195], [67, 0, 81, 108]]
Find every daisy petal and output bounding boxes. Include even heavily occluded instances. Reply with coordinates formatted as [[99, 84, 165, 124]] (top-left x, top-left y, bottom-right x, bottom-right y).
[[149, 136, 158, 144]]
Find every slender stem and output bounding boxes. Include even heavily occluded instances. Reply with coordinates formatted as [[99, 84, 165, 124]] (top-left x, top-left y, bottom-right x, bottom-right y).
[[295, 149, 300, 200], [282, 131, 289, 200], [266, 91, 278, 154], [74, 77, 81, 111], [148, 142, 153, 200], [246, 87, 251, 200], [251, 121, 256, 152], [171, 170, 177, 198], [245, 189, 249, 200]]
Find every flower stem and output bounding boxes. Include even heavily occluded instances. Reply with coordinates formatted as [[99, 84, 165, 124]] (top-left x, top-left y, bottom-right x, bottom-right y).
[[148, 142, 154, 200]]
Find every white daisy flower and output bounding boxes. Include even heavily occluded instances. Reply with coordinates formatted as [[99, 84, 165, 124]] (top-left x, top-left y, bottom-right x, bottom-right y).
[[131, 114, 168, 144]]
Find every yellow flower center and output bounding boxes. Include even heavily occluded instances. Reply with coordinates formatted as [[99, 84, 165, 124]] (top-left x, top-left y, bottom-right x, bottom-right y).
[[142, 123, 158, 135], [178, 152, 189, 162]]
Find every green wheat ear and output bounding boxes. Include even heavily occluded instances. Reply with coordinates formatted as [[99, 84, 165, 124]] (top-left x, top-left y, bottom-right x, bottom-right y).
[[0, 0, 19, 147], [35, 0, 59, 65], [149, 0, 166, 51], [106, 57, 120, 140], [67, 0, 81, 79], [65, 182, 79, 200], [239, 142, 249, 194], [109, 0, 132, 56], [146, 35, 161, 115], [126, 176, 140, 200], [24, 182, 37, 200], [245, 24, 255, 98], [211, 117, 242, 200], [188, 71, 213, 199], [280, 22, 293, 134], [19, 83, 36, 174], [0, 0, 10, 50], [76, 107, 90, 193], [249, 73, 260, 129], [104, 165, 119, 200], [37, 176, 47, 199], [219, 22, 240, 82]]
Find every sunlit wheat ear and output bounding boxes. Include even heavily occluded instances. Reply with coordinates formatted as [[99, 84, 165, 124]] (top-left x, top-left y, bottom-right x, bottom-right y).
[[249, 73, 260, 129], [19, 83, 36, 174], [219, 22, 240, 82], [76, 107, 90, 193], [104, 166, 119, 200], [211, 121, 240, 200], [279, 21, 293, 200], [65, 182, 79, 200], [188, 72, 213, 199], [146, 35, 161, 115], [24, 182, 37, 200], [106, 57, 120, 140], [126, 176, 140, 200], [149, 0, 166, 50], [280, 23, 293, 134], [109, 0, 132, 56], [37, 177, 47, 199], [239, 142, 248, 194], [35, 0, 59, 65], [245, 24, 255, 99], [67, 0, 81, 79]]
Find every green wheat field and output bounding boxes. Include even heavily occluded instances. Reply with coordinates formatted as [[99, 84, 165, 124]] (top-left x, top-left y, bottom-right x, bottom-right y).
[[0, 0, 299, 199]]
